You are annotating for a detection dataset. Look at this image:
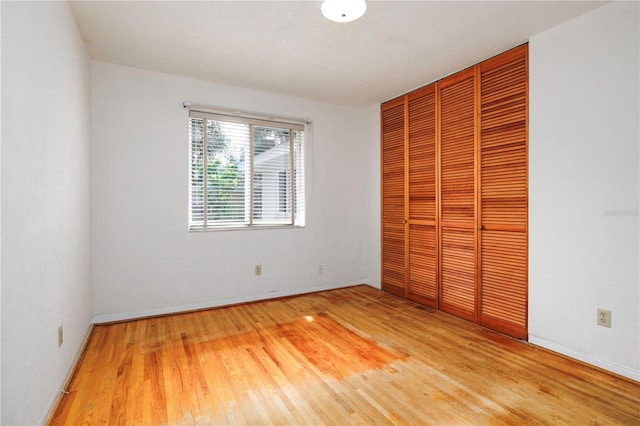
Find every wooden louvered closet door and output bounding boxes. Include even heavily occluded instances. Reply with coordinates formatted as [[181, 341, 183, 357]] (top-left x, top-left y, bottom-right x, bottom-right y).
[[380, 44, 528, 340], [438, 69, 477, 322], [381, 97, 406, 297], [477, 45, 528, 339], [407, 85, 437, 306]]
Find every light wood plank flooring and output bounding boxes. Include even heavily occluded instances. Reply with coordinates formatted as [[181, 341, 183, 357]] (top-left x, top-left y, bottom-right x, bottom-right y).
[[49, 285, 640, 425]]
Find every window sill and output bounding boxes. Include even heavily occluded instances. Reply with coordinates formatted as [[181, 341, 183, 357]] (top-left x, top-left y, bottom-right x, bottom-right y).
[[189, 224, 305, 233]]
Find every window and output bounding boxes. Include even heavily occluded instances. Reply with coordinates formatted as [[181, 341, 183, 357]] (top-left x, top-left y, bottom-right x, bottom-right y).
[[188, 109, 305, 230]]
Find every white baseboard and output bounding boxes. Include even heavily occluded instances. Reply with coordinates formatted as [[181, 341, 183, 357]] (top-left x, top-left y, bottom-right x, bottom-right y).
[[39, 323, 94, 425], [92, 280, 366, 324], [528, 335, 640, 382]]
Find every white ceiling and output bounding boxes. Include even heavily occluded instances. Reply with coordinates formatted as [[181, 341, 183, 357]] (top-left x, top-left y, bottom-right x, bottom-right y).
[[70, 1, 607, 107]]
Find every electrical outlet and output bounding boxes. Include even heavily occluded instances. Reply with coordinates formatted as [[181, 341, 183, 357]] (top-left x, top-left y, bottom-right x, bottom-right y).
[[318, 264, 324, 274], [255, 265, 262, 276], [58, 325, 64, 347], [597, 309, 611, 328]]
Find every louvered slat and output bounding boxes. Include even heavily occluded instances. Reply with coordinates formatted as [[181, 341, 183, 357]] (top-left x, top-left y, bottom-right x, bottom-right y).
[[381, 99, 406, 295], [480, 230, 527, 337], [439, 70, 476, 320], [408, 86, 436, 222], [440, 227, 475, 320], [406, 85, 437, 305], [382, 223, 406, 294], [440, 73, 475, 224], [408, 224, 437, 305], [478, 45, 528, 339]]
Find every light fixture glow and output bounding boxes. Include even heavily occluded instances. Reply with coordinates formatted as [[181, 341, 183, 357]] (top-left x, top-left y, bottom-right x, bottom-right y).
[[321, 0, 367, 23]]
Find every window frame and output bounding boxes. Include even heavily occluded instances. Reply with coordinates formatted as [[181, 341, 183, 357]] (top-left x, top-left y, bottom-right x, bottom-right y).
[[188, 108, 306, 231]]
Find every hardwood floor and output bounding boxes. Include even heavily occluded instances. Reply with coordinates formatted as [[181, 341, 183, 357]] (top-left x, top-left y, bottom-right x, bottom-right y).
[[49, 285, 640, 425]]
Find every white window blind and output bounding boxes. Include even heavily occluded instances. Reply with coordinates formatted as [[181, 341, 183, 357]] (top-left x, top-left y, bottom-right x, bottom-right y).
[[189, 109, 305, 230]]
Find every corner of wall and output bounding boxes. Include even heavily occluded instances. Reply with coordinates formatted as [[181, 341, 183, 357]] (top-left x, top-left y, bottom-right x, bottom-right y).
[[1, 2, 94, 424]]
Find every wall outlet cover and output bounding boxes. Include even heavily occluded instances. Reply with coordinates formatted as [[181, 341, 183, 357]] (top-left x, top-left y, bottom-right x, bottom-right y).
[[597, 309, 611, 328], [58, 325, 64, 347]]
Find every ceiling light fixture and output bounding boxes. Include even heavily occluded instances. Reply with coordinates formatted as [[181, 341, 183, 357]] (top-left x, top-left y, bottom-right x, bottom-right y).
[[321, 0, 367, 23]]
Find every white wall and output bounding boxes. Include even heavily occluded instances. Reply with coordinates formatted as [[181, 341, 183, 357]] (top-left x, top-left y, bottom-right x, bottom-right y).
[[91, 62, 378, 321], [529, 1, 639, 380], [364, 105, 381, 288], [1, 1, 93, 424]]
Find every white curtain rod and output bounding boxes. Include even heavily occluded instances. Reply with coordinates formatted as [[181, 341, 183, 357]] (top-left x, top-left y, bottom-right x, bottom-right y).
[[182, 101, 311, 126]]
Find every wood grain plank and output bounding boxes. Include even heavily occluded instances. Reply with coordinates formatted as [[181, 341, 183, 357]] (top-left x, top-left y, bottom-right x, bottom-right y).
[[49, 286, 640, 425]]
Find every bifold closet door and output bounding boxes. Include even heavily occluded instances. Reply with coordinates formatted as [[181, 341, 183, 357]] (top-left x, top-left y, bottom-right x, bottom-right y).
[[380, 44, 528, 340], [381, 97, 406, 297], [438, 69, 477, 322], [477, 46, 528, 339], [407, 85, 437, 306]]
